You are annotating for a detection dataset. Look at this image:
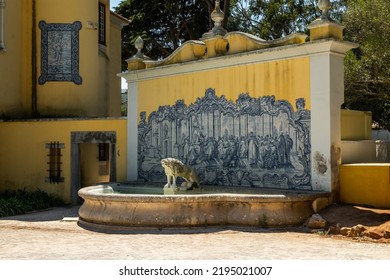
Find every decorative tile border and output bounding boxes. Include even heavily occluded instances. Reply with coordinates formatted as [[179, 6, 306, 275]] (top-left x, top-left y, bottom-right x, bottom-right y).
[[38, 21, 82, 85]]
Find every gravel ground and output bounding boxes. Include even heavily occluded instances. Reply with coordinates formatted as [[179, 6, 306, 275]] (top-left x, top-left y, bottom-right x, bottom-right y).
[[0, 206, 389, 260]]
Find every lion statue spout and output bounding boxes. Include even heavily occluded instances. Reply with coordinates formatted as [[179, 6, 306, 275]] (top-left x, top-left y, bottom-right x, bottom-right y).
[[161, 158, 200, 190]]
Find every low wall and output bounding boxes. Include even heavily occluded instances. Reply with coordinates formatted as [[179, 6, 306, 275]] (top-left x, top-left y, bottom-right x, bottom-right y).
[[340, 163, 390, 208], [341, 140, 390, 164], [340, 110, 372, 140]]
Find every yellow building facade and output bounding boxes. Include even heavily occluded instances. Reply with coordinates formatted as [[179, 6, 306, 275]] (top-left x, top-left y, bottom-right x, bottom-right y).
[[0, 119, 127, 203], [1, 1, 386, 208], [0, 0, 126, 118], [0, 0, 128, 204]]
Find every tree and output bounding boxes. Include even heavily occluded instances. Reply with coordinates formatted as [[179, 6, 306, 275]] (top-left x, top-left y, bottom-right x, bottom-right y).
[[342, 0, 390, 129], [232, 0, 315, 39], [228, 0, 389, 129], [114, 0, 234, 69], [229, 0, 347, 39], [114, 0, 389, 128]]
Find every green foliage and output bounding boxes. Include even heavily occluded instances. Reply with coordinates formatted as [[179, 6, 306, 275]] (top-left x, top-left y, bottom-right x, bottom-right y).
[[230, 0, 346, 40], [258, 213, 268, 228], [232, 0, 317, 39], [121, 100, 127, 116], [114, 0, 347, 61], [113, 0, 389, 129], [114, 0, 211, 69], [0, 189, 65, 217], [343, 0, 390, 129]]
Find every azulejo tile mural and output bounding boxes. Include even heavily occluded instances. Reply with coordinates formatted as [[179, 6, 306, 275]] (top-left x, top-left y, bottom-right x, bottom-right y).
[[138, 88, 311, 190], [38, 21, 82, 85]]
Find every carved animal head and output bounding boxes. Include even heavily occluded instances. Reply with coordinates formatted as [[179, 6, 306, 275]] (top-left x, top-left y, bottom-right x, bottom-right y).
[[161, 158, 168, 167]]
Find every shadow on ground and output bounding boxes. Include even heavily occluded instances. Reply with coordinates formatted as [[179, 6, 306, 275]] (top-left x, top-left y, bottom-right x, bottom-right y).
[[320, 204, 390, 228], [0, 205, 80, 222], [1, 203, 389, 242]]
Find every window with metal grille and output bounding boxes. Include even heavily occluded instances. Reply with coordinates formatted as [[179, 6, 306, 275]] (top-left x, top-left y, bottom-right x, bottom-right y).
[[98, 2, 106, 45], [46, 142, 64, 184]]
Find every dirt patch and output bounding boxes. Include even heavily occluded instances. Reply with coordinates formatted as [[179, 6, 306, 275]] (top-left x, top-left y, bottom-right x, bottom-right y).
[[316, 203, 390, 243]]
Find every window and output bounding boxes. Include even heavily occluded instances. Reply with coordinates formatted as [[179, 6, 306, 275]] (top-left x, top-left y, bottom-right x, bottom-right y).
[[98, 143, 109, 161], [46, 142, 64, 184], [98, 2, 106, 45], [98, 143, 109, 176]]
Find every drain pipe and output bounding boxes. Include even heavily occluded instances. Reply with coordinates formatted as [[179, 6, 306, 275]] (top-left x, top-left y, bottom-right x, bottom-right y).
[[31, 0, 38, 116], [0, 0, 5, 52]]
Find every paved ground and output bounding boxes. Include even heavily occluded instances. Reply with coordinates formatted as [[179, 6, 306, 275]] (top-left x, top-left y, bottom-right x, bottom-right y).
[[0, 206, 389, 260]]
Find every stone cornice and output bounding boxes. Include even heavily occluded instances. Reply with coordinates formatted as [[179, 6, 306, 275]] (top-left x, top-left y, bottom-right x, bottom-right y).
[[121, 39, 358, 83]]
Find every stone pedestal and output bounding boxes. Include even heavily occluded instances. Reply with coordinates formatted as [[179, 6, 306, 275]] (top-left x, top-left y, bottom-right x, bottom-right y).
[[163, 186, 188, 195], [308, 19, 345, 42]]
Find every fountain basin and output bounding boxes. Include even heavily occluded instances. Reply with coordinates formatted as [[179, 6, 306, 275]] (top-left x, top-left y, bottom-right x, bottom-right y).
[[78, 183, 330, 230]]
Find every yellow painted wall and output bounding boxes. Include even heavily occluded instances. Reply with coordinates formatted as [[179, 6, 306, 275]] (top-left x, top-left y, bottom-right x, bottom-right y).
[[0, 0, 32, 117], [340, 109, 372, 140], [0, 118, 127, 203], [340, 164, 390, 208], [138, 58, 311, 118], [37, 0, 99, 116], [108, 13, 125, 117], [80, 143, 110, 187], [0, 0, 122, 118], [36, 0, 113, 117]]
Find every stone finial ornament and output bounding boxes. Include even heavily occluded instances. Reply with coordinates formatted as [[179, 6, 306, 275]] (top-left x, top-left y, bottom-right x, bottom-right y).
[[126, 36, 150, 70], [134, 36, 146, 59], [308, 0, 345, 42], [211, 1, 224, 30], [318, 0, 331, 20], [201, 0, 227, 39]]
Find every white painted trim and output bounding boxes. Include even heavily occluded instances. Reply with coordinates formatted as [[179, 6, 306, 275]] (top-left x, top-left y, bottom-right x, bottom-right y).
[[310, 54, 331, 191], [126, 81, 138, 181], [120, 40, 357, 82], [310, 52, 346, 193]]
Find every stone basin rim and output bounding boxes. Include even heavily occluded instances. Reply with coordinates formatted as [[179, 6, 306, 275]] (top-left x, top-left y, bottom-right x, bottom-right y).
[[78, 184, 330, 203], [78, 183, 331, 230]]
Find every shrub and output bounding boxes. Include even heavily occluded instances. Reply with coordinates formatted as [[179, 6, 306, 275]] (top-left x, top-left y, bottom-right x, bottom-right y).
[[0, 189, 65, 217]]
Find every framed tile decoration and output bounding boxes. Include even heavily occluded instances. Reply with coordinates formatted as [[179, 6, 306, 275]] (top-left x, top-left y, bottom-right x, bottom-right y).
[[138, 88, 312, 190], [38, 21, 82, 85]]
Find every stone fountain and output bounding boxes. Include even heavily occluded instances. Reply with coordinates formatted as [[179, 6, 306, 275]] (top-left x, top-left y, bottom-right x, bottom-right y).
[[78, 1, 355, 231]]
